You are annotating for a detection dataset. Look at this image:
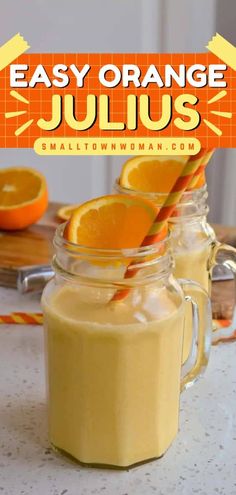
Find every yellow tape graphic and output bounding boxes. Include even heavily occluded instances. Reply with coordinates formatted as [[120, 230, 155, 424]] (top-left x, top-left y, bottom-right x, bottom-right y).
[[207, 33, 236, 71], [0, 33, 30, 71]]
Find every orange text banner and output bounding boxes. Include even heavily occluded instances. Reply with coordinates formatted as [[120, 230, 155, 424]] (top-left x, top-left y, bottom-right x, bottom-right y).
[[0, 53, 235, 150]]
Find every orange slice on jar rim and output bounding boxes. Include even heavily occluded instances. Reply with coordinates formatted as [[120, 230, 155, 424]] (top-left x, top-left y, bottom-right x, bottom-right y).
[[57, 204, 81, 221], [64, 194, 168, 250], [119, 155, 189, 193], [0, 167, 48, 230]]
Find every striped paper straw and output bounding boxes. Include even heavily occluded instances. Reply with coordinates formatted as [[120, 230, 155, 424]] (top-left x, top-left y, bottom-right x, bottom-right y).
[[0, 312, 43, 325], [187, 148, 215, 190], [112, 149, 207, 301]]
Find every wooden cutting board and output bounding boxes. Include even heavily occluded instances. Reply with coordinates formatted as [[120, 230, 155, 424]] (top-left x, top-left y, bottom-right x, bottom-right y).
[[0, 202, 62, 288]]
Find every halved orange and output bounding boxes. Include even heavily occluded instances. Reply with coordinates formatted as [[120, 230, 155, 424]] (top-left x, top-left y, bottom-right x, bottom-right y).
[[0, 167, 48, 230], [57, 204, 81, 222], [120, 155, 189, 192], [64, 194, 167, 249]]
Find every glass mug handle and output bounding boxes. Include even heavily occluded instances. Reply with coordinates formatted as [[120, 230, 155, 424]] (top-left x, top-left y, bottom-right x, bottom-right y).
[[177, 279, 212, 391], [209, 241, 236, 342]]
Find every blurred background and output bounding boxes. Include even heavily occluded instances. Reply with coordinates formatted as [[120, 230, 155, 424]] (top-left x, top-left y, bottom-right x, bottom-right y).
[[0, 0, 236, 225]]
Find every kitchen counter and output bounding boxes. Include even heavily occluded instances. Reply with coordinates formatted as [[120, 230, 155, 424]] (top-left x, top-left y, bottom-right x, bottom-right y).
[[0, 286, 236, 495]]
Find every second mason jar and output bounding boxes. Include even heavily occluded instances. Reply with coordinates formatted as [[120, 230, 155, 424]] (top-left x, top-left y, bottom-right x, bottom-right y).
[[114, 180, 236, 369]]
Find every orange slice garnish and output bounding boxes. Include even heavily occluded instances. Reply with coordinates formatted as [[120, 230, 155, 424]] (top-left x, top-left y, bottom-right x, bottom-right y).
[[57, 204, 81, 221], [0, 167, 48, 230], [64, 194, 167, 249], [120, 155, 189, 192]]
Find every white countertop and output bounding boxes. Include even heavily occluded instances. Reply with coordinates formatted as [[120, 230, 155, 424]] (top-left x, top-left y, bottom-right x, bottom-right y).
[[0, 287, 236, 495]]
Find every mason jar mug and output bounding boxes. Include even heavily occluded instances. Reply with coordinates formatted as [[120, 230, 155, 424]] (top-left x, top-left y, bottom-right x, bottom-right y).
[[42, 224, 211, 468], [114, 181, 236, 364]]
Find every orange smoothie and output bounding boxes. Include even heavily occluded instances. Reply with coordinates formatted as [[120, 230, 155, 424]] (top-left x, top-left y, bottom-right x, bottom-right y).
[[173, 242, 211, 292], [173, 240, 212, 363], [42, 283, 185, 468]]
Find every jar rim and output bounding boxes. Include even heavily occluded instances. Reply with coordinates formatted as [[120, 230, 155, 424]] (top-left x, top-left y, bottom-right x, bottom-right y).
[[114, 178, 207, 204], [54, 223, 170, 261]]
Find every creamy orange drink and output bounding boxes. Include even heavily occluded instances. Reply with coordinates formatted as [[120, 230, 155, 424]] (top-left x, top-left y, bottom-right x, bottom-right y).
[[169, 214, 213, 364], [172, 237, 211, 292], [43, 282, 184, 467], [173, 244, 212, 364], [42, 196, 210, 468], [114, 178, 213, 367], [115, 158, 236, 366]]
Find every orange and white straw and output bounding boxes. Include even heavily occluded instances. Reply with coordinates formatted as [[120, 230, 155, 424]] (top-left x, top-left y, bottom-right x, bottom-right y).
[[0, 312, 43, 325], [140, 149, 208, 243], [112, 149, 208, 301], [187, 148, 215, 190]]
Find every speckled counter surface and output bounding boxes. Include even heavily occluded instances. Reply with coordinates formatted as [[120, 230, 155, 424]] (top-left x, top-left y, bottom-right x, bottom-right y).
[[0, 287, 236, 495]]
